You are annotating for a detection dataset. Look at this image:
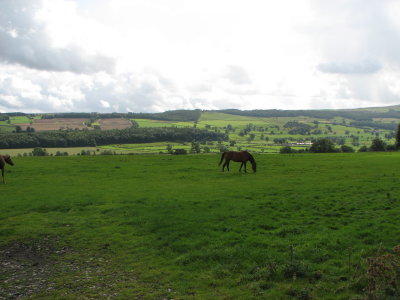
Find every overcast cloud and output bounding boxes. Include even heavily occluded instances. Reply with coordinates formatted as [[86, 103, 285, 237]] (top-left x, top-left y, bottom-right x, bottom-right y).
[[0, 0, 115, 74], [1, 0, 400, 113]]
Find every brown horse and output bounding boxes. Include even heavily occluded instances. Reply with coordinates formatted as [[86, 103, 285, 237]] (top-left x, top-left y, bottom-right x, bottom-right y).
[[219, 151, 256, 173], [1, 154, 14, 184]]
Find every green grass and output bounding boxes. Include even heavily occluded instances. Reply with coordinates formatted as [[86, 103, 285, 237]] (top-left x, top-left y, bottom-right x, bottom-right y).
[[133, 118, 194, 128], [1, 153, 400, 299], [0, 124, 15, 133], [2, 143, 204, 156], [199, 111, 260, 122], [0, 116, 36, 133], [1, 147, 101, 156], [102, 142, 193, 154], [9, 116, 32, 124]]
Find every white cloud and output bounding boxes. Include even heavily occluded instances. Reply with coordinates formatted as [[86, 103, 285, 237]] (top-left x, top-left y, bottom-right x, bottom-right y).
[[0, 0, 115, 74], [0, 95, 23, 109], [1, 0, 400, 113], [100, 100, 111, 108], [317, 60, 382, 75]]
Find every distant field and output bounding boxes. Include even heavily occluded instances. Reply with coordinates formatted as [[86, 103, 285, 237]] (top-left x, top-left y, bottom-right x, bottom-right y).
[[101, 142, 192, 154], [1, 153, 400, 299], [1, 144, 191, 156], [0, 116, 34, 132], [10, 118, 134, 131], [99, 118, 132, 130], [18, 118, 90, 131], [10, 116, 33, 124], [198, 111, 273, 129], [199, 111, 259, 122], [133, 118, 194, 128], [1, 110, 398, 152], [0, 124, 15, 133], [0, 111, 309, 153], [1, 147, 102, 156], [1, 142, 297, 156]]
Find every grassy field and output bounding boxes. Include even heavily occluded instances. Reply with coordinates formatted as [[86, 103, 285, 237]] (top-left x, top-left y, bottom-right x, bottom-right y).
[[2, 143, 205, 156], [9, 116, 33, 124], [133, 119, 194, 128], [1, 153, 400, 299], [0, 124, 15, 133], [2, 143, 289, 157], [1, 147, 101, 156]]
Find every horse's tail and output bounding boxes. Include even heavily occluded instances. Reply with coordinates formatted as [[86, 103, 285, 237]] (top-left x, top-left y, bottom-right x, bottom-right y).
[[218, 152, 226, 166]]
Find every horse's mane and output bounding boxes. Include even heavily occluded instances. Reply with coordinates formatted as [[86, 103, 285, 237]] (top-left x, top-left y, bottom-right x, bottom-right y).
[[247, 152, 255, 164]]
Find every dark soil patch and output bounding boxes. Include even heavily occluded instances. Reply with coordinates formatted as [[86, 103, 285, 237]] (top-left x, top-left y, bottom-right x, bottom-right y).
[[0, 237, 138, 299], [0, 236, 66, 299]]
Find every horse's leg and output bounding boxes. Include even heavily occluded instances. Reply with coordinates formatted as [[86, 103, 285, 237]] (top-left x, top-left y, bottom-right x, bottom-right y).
[[239, 162, 243, 172], [226, 160, 230, 171], [1, 168, 5, 184], [222, 159, 229, 172], [244, 162, 247, 173]]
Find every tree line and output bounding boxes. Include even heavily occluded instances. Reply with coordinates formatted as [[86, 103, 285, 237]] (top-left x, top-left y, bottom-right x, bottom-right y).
[[0, 127, 227, 149], [1, 110, 202, 122]]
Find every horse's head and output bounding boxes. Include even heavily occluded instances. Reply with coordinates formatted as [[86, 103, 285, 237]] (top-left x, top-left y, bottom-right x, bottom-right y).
[[4, 155, 14, 166], [251, 161, 256, 173]]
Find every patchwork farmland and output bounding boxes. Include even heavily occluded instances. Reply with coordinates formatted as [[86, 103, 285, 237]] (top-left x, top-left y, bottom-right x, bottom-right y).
[[2, 107, 400, 155], [20, 118, 90, 131], [98, 118, 133, 130]]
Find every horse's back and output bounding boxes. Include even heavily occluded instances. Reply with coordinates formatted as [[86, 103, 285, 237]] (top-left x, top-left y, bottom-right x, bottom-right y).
[[226, 151, 250, 162]]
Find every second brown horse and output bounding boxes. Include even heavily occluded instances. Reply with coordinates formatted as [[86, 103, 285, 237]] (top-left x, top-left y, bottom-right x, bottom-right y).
[[219, 151, 256, 173], [0, 154, 14, 184]]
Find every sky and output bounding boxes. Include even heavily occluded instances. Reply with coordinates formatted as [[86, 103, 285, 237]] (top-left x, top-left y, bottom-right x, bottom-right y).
[[1, 0, 400, 113]]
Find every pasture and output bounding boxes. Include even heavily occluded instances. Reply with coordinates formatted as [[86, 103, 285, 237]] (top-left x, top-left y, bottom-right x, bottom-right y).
[[1, 153, 400, 299], [13, 118, 89, 131], [98, 118, 133, 130], [6, 118, 134, 132], [133, 119, 193, 128]]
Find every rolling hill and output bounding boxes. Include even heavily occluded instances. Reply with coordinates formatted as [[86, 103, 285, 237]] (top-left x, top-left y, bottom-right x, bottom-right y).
[[1, 105, 400, 154]]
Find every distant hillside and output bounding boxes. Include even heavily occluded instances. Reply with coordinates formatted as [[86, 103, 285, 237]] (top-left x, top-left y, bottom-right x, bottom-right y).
[[2, 105, 400, 153], [217, 106, 400, 121], [2, 105, 400, 123], [0, 127, 227, 149], [131, 109, 202, 122], [41, 110, 202, 122], [0, 110, 202, 122]]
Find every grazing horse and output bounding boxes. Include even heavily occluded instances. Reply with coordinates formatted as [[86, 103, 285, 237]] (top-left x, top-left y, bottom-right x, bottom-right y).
[[0, 154, 14, 184], [219, 151, 256, 173]]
